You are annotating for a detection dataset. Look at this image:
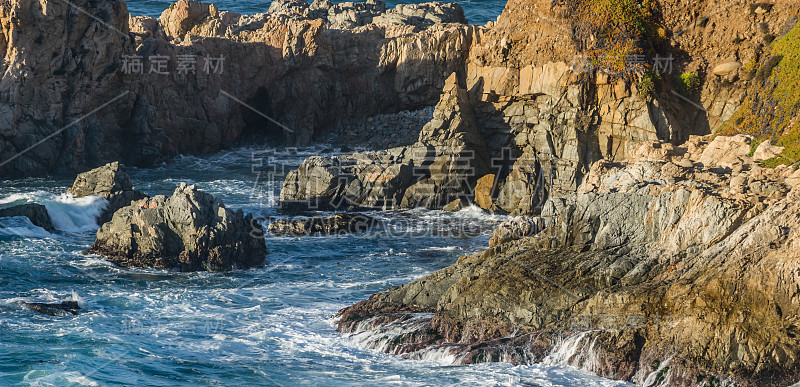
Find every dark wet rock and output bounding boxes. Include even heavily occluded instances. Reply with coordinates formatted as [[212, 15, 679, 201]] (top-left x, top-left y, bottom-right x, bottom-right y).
[[22, 301, 81, 316], [87, 183, 266, 272], [0, 203, 54, 231], [267, 213, 379, 236], [67, 162, 147, 224]]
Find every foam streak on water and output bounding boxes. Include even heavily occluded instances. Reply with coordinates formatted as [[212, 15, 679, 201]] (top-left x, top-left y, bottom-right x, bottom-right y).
[[0, 146, 631, 386]]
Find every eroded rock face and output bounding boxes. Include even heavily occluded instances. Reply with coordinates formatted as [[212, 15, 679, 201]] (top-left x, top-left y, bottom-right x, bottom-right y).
[[337, 137, 800, 386], [279, 72, 490, 211], [67, 162, 147, 223], [87, 183, 266, 271], [0, 0, 473, 176], [267, 213, 378, 236]]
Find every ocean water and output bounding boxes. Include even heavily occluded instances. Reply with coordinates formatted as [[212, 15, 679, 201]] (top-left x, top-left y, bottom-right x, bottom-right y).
[[0, 146, 632, 386], [126, 0, 506, 25]]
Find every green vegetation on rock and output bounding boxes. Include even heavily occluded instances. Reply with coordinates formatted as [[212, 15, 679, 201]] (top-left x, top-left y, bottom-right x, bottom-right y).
[[554, 0, 664, 78], [676, 71, 701, 98], [720, 13, 800, 167]]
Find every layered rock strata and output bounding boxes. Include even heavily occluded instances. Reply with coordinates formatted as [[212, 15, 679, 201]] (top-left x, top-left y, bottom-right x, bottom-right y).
[[337, 135, 800, 386]]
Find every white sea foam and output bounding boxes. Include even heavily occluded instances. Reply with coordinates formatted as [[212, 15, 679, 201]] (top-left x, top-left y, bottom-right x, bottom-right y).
[[0, 191, 47, 205], [0, 216, 53, 238], [544, 331, 601, 369], [42, 194, 108, 232]]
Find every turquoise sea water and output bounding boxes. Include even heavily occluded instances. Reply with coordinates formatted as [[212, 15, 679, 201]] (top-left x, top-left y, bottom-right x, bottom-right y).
[[126, 0, 506, 25], [0, 146, 634, 386]]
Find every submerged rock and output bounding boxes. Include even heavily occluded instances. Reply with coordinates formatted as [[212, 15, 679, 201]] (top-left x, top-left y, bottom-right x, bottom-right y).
[[67, 162, 147, 224], [0, 203, 54, 231], [87, 183, 266, 272], [22, 301, 81, 316], [267, 213, 379, 236]]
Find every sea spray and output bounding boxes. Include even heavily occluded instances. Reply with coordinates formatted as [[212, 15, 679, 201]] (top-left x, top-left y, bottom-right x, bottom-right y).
[[42, 194, 108, 232], [544, 331, 603, 372]]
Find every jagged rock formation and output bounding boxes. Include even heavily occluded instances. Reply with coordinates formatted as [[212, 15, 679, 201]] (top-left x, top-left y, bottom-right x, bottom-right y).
[[87, 183, 266, 271], [338, 135, 800, 386], [67, 161, 146, 223], [0, 203, 54, 231], [0, 0, 474, 176], [267, 212, 378, 236], [279, 72, 491, 211]]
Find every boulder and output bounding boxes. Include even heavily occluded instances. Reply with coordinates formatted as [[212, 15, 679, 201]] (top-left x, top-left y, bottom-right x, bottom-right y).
[[0, 203, 53, 231], [712, 61, 743, 76], [87, 183, 266, 271], [67, 162, 147, 224], [473, 174, 496, 210], [267, 213, 378, 236], [698, 134, 753, 169], [752, 140, 785, 161]]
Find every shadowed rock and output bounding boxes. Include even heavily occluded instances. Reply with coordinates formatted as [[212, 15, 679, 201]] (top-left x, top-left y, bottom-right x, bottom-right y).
[[22, 301, 81, 316], [87, 183, 266, 272], [268, 213, 379, 236], [0, 203, 54, 231]]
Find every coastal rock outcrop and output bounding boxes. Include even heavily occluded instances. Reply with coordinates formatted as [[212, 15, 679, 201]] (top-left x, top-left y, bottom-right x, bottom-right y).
[[0, 203, 54, 231], [279, 72, 490, 211], [337, 136, 800, 386], [267, 213, 378, 236], [87, 183, 266, 271], [67, 162, 147, 223]]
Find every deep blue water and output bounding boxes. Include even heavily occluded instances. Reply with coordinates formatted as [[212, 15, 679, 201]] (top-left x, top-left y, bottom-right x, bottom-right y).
[[0, 147, 632, 386], [126, 0, 506, 25]]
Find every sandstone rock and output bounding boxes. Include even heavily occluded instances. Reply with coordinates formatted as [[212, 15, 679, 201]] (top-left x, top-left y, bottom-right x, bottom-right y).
[[473, 174, 495, 210], [267, 213, 378, 236], [442, 199, 466, 212], [752, 140, 785, 161], [401, 73, 490, 209], [87, 183, 266, 271], [159, 0, 220, 39], [280, 72, 490, 211], [0, 203, 54, 231], [67, 162, 147, 224]]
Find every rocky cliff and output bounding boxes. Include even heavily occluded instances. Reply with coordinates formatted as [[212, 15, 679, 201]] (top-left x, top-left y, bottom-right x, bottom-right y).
[[338, 134, 800, 386], [0, 0, 474, 176], [281, 0, 799, 216], [331, 1, 800, 386]]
